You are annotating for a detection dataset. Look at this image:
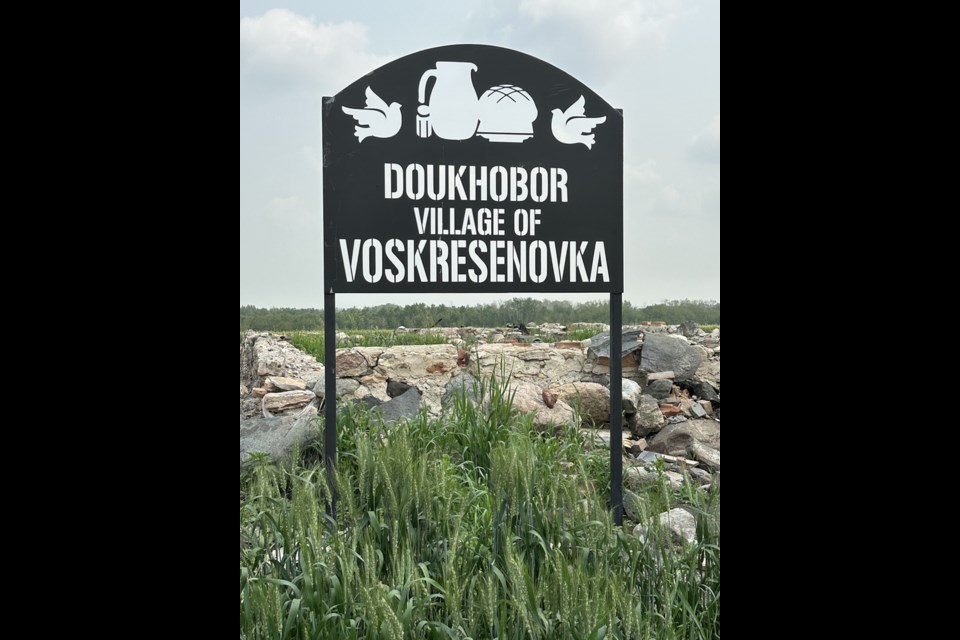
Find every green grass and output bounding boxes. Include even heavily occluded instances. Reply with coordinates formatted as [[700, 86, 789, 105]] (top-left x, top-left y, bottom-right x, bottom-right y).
[[564, 328, 601, 342], [240, 374, 720, 638], [698, 325, 720, 333], [283, 330, 450, 361]]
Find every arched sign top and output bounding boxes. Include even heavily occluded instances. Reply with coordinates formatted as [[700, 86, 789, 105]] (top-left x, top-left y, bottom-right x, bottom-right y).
[[332, 44, 622, 142], [323, 44, 623, 294]]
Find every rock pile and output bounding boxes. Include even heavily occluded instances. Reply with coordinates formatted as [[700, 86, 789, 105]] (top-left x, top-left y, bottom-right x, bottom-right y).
[[240, 324, 720, 476]]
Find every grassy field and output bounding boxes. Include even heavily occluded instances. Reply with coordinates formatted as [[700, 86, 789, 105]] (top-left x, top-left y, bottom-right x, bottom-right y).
[[240, 375, 720, 638], [244, 327, 617, 360], [562, 328, 599, 342], [287, 330, 450, 362], [240, 330, 450, 354]]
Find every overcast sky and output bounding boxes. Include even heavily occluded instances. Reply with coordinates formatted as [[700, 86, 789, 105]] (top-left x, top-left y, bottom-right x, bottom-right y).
[[240, 0, 719, 309]]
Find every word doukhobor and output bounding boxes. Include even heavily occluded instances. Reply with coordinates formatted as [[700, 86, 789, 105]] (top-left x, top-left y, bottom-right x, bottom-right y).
[[339, 238, 610, 284], [385, 163, 569, 202]]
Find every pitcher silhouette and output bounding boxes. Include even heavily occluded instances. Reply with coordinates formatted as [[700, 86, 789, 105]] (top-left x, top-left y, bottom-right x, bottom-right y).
[[416, 62, 480, 140]]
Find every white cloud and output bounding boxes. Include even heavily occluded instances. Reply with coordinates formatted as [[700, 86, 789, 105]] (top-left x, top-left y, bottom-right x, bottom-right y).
[[516, 0, 681, 57], [239, 9, 389, 94], [626, 159, 683, 215], [688, 114, 720, 163], [626, 159, 666, 186]]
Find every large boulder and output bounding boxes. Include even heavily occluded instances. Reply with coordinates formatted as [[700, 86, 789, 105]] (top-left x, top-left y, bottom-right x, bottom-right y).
[[240, 406, 319, 467], [555, 382, 610, 425], [647, 419, 720, 456], [472, 343, 586, 386], [640, 334, 703, 381], [509, 381, 575, 431], [588, 328, 645, 360], [375, 344, 458, 379]]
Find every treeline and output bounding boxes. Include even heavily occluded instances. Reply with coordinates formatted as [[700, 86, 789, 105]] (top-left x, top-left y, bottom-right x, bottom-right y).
[[240, 299, 719, 331]]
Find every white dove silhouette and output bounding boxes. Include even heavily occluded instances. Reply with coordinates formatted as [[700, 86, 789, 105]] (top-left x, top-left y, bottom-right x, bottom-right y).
[[551, 95, 607, 150], [341, 86, 402, 143]]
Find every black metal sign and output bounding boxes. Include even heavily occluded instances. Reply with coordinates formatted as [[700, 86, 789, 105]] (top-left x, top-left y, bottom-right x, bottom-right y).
[[323, 44, 623, 294], [322, 45, 625, 524]]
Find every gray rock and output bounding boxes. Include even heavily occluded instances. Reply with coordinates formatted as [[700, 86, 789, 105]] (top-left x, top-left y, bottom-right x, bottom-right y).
[[579, 428, 635, 454], [644, 379, 674, 400], [688, 467, 713, 485], [623, 490, 644, 522], [311, 377, 328, 400], [688, 441, 720, 472], [628, 395, 665, 437], [690, 402, 708, 419], [620, 379, 642, 413], [658, 508, 698, 545], [648, 419, 720, 456], [695, 359, 720, 390], [240, 407, 319, 467], [640, 334, 703, 381], [692, 345, 711, 363], [358, 396, 383, 410], [336, 378, 360, 397], [442, 373, 480, 410], [680, 379, 718, 403], [582, 428, 612, 449], [694, 380, 720, 404], [666, 415, 688, 424], [679, 321, 699, 338], [302, 372, 322, 390], [625, 466, 684, 491], [375, 387, 422, 426], [635, 450, 664, 465], [588, 328, 645, 360]]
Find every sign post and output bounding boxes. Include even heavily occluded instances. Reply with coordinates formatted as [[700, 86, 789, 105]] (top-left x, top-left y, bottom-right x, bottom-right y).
[[323, 44, 624, 523]]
